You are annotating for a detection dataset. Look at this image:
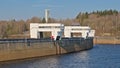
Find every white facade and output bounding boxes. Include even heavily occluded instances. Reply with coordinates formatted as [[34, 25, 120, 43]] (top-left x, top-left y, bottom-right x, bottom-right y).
[[30, 23, 64, 40], [64, 26, 95, 38], [30, 23, 95, 40]]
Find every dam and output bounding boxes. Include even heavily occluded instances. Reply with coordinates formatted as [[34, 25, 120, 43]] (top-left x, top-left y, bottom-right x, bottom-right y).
[[0, 23, 95, 61]]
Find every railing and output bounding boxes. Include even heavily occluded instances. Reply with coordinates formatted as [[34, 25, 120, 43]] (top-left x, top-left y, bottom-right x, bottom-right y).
[[0, 37, 93, 51]]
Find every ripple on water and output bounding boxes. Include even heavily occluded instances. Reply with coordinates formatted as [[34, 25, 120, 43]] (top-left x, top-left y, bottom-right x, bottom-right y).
[[0, 44, 120, 68]]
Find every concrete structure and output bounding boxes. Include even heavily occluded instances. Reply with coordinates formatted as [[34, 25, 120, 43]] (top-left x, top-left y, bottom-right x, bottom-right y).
[[30, 23, 64, 40], [45, 9, 49, 23], [0, 38, 93, 61], [64, 26, 95, 38], [30, 23, 95, 39], [0, 23, 95, 62]]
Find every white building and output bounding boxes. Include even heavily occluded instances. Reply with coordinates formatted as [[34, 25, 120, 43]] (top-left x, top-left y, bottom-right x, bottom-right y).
[[30, 23, 95, 40], [64, 26, 95, 38], [30, 23, 64, 40]]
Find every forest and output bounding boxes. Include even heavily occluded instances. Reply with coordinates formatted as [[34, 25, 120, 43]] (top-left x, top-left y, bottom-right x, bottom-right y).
[[0, 9, 120, 39]]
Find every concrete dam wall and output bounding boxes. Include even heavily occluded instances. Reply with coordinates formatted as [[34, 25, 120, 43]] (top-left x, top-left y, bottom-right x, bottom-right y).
[[0, 38, 93, 62]]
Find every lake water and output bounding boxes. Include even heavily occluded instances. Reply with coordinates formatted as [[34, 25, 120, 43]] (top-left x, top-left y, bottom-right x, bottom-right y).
[[0, 44, 120, 68]]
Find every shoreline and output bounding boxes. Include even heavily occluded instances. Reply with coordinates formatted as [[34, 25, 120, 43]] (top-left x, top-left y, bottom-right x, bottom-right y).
[[94, 37, 120, 44]]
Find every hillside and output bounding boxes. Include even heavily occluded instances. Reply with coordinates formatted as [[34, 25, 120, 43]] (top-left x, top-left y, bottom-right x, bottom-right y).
[[76, 10, 120, 36], [0, 9, 120, 38]]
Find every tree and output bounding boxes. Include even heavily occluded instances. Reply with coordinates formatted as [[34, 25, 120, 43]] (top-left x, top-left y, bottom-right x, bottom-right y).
[[42, 18, 46, 23]]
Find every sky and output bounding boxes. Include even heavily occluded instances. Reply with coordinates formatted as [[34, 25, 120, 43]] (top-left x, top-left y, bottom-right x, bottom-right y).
[[0, 0, 120, 20]]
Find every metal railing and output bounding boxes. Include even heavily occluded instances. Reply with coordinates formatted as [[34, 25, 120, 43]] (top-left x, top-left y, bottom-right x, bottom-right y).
[[0, 37, 93, 51]]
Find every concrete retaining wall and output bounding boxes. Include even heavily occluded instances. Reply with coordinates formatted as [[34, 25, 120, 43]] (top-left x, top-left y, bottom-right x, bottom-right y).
[[0, 38, 93, 61], [94, 37, 120, 44]]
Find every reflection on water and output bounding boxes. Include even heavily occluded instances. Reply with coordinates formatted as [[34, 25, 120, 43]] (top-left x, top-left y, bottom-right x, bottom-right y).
[[0, 44, 120, 68]]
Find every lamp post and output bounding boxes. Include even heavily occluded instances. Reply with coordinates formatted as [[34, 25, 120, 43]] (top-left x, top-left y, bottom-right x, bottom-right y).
[[23, 31, 27, 45]]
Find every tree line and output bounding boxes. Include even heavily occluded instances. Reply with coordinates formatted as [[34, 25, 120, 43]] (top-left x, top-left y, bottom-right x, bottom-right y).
[[0, 9, 120, 39], [76, 9, 120, 36], [0, 17, 75, 38]]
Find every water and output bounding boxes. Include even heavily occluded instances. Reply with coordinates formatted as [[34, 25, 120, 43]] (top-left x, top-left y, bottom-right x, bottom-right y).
[[0, 44, 120, 68]]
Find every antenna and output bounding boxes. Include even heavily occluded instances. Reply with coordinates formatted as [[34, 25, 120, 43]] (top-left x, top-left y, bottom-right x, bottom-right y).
[[45, 9, 49, 23]]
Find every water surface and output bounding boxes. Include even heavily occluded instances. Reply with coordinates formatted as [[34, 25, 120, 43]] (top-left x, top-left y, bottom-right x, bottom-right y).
[[0, 44, 120, 68]]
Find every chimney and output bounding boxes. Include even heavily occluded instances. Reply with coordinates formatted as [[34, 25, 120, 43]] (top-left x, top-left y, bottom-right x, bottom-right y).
[[45, 9, 49, 23]]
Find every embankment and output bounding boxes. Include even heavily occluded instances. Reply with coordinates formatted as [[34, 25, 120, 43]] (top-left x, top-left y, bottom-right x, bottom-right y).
[[0, 38, 93, 62], [94, 37, 120, 44]]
